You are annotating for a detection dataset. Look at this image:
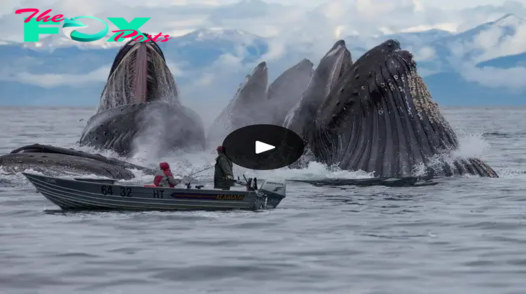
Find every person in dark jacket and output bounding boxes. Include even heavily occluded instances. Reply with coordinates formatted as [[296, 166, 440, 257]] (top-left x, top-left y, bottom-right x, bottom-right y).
[[214, 146, 234, 190], [153, 162, 181, 188]]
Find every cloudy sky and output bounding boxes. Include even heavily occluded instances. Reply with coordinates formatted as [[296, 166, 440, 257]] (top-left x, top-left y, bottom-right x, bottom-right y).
[[0, 0, 525, 107], [2, 0, 526, 42]]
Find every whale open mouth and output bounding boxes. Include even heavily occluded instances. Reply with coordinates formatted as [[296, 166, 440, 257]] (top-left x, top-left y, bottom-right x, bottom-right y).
[[311, 39, 498, 178], [132, 43, 148, 104], [98, 38, 176, 111], [127, 41, 167, 104], [80, 36, 205, 157]]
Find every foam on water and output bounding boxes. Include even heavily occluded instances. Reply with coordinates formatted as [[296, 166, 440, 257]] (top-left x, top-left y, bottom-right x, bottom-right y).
[[1, 126, 522, 189]]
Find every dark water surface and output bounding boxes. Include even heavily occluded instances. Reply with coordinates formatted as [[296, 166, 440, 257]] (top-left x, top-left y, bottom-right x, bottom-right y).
[[1, 106, 525, 294]]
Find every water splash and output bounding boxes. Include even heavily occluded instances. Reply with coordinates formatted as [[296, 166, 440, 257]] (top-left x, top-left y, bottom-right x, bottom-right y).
[[453, 132, 491, 158], [1, 124, 523, 189]]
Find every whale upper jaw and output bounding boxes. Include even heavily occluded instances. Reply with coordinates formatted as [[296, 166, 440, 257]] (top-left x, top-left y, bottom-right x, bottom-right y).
[[283, 40, 352, 138], [309, 39, 353, 106], [98, 40, 179, 113], [265, 59, 314, 126], [245, 61, 268, 91], [233, 61, 269, 105], [294, 59, 314, 70], [250, 61, 268, 85], [254, 61, 267, 73], [321, 40, 353, 95]]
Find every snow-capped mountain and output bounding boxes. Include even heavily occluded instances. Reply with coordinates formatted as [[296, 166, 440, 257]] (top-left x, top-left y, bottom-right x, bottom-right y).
[[435, 13, 526, 63], [0, 13, 525, 106]]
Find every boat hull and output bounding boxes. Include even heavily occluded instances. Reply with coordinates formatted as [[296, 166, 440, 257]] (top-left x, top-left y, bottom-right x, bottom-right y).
[[23, 173, 278, 211]]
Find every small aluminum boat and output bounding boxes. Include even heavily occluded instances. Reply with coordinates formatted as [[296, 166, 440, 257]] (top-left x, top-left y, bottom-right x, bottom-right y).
[[22, 173, 286, 211]]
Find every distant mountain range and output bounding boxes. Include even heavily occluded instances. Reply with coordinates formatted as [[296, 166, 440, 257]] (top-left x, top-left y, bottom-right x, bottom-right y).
[[0, 12, 525, 107]]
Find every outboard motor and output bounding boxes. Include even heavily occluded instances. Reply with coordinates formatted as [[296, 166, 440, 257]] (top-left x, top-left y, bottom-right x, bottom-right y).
[[257, 179, 286, 209]]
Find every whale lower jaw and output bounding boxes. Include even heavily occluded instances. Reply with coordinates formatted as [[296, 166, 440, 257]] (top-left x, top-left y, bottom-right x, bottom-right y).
[[0, 144, 154, 180], [79, 101, 206, 157]]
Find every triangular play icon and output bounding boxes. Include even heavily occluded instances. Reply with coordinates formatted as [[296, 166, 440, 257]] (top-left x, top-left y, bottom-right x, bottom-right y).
[[255, 141, 275, 154]]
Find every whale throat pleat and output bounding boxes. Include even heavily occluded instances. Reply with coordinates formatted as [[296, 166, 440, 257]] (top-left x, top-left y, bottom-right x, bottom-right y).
[[313, 40, 498, 178]]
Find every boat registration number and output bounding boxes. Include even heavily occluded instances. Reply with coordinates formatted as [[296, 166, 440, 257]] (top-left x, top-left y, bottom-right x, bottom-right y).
[[100, 185, 132, 197]]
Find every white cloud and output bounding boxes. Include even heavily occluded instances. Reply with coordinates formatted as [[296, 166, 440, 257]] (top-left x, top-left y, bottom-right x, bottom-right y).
[[400, 23, 459, 33], [0, 66, 110, 88], [458, 63, 526, 89], [446, 15, 526, 62], [415, 46, 436, 60], [2, 0, 524, 47], [166, 60, 185, 77], [475, 18, 526, 62], [436, 12, 526, 88], [1, 0, 526, 99]]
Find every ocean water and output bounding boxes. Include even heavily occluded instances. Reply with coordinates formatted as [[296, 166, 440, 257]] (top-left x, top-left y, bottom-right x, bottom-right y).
[[0, 106, 525, 294]]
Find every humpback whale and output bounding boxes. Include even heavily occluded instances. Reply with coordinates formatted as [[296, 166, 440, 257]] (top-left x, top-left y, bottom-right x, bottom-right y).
[[283, 40, 352, 148], [79, 38, 206, 157], [310, 39, 498, 178], [0, 37, 204, 180], [208, 59, 314, 144], [0, 144, 153, 180], [266, 59, 314, 126], [208, 61, 269, 144], [0, 37, 498, 181]]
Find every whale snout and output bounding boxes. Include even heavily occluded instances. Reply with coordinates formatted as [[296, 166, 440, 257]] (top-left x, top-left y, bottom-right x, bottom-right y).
[[331, 40, 346, 50], [254, 61, 268, 75]]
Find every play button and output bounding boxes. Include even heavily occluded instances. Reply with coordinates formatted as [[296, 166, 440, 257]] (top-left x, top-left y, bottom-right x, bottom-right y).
[[255, 141, 274, 154], [221, 124, 305, 170]]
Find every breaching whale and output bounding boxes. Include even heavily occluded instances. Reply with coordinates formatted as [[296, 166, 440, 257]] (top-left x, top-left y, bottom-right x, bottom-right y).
[[0, 37, 204, 180], [284, 40, 352, 148], [208, 59, 314, 144], [309, 39, 498, 178], [79, 38, 206, 157], [207, 61, 269, 144], [266, 59, 314, 126], [281, 40, 352, 167]]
